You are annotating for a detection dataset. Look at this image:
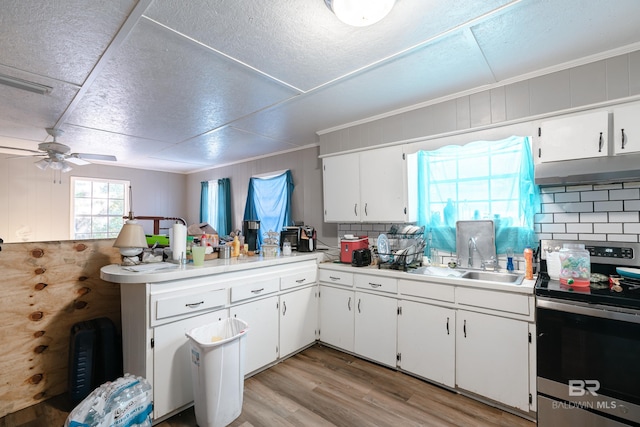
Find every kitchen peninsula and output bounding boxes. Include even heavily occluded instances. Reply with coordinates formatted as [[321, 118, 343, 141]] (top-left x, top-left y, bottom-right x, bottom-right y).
[[100, 253, 321, 423]]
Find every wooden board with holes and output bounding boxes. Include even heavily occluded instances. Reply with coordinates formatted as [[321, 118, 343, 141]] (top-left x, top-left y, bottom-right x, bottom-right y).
[[0, 239, 122, 418]]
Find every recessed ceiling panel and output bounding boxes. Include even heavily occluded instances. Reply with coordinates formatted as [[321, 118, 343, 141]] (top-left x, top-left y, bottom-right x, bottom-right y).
[[0, 0, 136, 85], [471, 0, 640, 81], [144, 0, 514, 91], [233, 30, 495, 144], [66, 18, 300, 143], [153, 126, 299, 168]]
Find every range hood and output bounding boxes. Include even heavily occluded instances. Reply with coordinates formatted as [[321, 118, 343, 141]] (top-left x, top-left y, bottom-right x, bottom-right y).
[[535, 154, 640, 186]]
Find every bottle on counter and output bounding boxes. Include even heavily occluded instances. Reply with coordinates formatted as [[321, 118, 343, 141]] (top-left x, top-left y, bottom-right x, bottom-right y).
[[232, 235, 240, 257], [524, 246, 534, 280]]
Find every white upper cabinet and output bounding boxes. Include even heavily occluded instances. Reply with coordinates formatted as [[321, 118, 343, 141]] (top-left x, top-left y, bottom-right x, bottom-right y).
[[613, 102, 640, 155], [323, 145, 415, 223], [538, 110, 609, 163], [322, 152, 360, 222]]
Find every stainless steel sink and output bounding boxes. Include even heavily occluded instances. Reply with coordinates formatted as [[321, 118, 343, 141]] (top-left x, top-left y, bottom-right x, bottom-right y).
[[461, 270, 524, 285], [408, 266, 466, 278]]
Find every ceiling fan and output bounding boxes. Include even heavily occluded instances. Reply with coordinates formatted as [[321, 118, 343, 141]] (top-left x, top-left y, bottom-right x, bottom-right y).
[[0, 128, 117, 172]]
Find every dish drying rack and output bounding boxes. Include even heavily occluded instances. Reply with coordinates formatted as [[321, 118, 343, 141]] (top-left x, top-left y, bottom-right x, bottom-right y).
[[377, 225, 426, 271]]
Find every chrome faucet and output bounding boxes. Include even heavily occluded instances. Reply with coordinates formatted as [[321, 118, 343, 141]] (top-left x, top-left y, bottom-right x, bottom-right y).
[[468, 237, 477, 268]]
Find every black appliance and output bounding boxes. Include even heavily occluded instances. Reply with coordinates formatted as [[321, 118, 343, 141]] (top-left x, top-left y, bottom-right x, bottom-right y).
[[243, 220, 260, 251], [280, 226, 300, 251], [351, 248, 372, 267], [298, 226, 316, 252], [535, 239, 640, 426]]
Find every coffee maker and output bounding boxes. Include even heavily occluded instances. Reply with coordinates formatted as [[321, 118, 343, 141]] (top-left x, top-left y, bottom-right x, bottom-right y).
[[242, 220, 260, 251]]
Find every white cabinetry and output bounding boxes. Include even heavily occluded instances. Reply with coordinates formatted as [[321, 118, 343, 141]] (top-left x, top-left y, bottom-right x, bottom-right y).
[[230, 296, 279, 375], [397, 278, 455, 388], [280, 286, 317, 357], [354, 274, 398, 367], [538, 110, 609, 162], [613, 102, 640, 155], [319, 285, 354, 352], [318, 269, 355, 352], [322, 145, 413, 223], [456, 310, 530, 411]]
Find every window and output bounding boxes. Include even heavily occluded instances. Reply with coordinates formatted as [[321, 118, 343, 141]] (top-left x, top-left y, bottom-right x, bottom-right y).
[[71, 177, 129, 239], [200, 178, 231, 236], [243, 170, 294, 249], [417, 136, 539, 253]]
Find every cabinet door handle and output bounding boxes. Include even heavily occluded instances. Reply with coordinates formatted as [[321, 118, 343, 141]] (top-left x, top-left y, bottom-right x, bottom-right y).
[[329, 276, 341, 281], [282, 301, 287, 316], [185, 301, 204, 308], [598, 132, 603, 152], [446, 317, 450, 335], [348, 297, 352, 311], [622, 128, 626, 150], [365, 203, 368, 216], [463, 319, 467, 338], [354, 203, 358, 216], [357, 298, 361, 313], [296, 278, 306, 284], [251, 288, 264, 294], [368, 282, 382, 288]]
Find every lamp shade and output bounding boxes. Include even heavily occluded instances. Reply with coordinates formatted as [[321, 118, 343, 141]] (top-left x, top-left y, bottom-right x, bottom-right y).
[[113, 220, 148, 250], [325, 0, 395, 27]]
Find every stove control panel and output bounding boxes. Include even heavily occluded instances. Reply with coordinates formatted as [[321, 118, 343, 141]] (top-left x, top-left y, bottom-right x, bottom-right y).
[[585, 245, 634, 259]]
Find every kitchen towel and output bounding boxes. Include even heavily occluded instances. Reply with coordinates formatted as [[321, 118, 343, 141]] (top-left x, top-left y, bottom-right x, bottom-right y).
[[171, 223, 187, 262]]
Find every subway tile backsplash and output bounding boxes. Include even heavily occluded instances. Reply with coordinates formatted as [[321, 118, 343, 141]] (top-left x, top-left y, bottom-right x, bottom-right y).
[[536, 182, 640, 243]]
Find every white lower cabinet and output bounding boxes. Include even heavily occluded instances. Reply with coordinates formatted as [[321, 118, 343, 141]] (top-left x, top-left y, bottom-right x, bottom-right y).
[[397, 300, 455, 388], [230, 295, 279, 375], [153, 308, 227, 420], [456, 309, 530, 411], [280, 285, 318, 358], [354, 291, 398, 367], [319, 285, 354, 352]]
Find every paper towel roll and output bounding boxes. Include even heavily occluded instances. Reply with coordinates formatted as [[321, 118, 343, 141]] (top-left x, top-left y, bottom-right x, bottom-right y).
[[171, 223, 187, 261]]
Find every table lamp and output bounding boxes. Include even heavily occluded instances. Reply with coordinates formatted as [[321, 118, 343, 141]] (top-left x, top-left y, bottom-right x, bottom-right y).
[[113, 185, 148, 265]]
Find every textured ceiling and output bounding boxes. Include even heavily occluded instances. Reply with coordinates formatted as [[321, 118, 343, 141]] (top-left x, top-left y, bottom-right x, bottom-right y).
[[1, 0, 640, 173]]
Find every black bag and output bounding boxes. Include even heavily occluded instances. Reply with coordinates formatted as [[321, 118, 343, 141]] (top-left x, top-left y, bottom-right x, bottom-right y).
[[68, 317, 123, 406]]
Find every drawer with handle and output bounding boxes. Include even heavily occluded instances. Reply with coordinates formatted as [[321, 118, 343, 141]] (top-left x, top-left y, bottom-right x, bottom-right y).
[[354, 274, 397, 294], [151, 288, 226, 325], [230, 277, 280, 303], [281, 267, 317, 290], [319, 269, 354, 287]]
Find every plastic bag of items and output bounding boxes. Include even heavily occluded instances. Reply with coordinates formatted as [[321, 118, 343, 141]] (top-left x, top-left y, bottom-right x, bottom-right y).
[[65, 373, 153, 427]]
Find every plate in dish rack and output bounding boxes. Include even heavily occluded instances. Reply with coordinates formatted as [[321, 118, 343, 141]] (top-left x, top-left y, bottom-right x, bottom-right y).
[[377, 234, 390, 262]]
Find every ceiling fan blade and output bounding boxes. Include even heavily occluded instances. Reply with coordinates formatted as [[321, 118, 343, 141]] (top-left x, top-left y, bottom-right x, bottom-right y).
[[0, 145, 41, 155], [72, 153, 117, 162], [65, 156, 91, 166]]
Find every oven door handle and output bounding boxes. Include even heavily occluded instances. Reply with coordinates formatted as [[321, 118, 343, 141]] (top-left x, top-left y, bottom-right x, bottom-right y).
[[537, 297, 640, 324]]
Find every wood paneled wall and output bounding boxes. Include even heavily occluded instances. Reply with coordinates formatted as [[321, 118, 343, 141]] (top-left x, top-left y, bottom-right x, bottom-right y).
[[0, 239, 122, 418]]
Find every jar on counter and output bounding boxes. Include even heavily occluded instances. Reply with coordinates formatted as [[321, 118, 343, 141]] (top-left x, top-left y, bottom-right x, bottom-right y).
[[558, 243, 590, 287]]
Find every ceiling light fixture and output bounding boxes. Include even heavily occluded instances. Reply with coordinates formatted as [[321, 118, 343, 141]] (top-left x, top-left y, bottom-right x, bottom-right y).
[[324, 0, 395, 27], [0, 73, 52, 95]]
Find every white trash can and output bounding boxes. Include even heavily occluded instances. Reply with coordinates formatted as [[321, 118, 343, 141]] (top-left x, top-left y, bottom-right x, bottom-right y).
[[185, 317, 249, 427]]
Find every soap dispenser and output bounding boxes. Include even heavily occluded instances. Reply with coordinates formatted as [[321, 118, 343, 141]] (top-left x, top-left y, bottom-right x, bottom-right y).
[[506, 247, 514, 272]]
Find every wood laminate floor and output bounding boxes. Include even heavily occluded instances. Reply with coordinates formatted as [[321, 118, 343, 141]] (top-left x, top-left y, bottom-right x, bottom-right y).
[[0, 344, 534, 427]]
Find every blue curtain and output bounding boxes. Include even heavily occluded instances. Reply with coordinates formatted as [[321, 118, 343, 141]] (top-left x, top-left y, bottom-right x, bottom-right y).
[[217, 178, 232, 236], [417, 136, 539, 254], [199, 181, 209, 224], [243, 170, 294, 249]]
